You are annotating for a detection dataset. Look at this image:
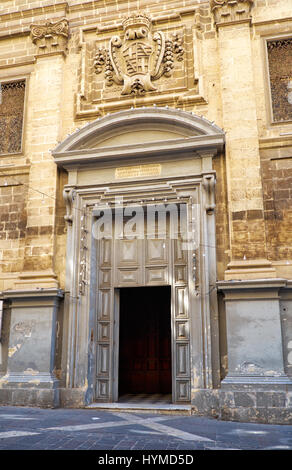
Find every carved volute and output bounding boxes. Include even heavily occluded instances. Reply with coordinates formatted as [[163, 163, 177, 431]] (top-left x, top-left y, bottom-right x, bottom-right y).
[[30, 18, 69, 56], [211, 0, 254, 25]]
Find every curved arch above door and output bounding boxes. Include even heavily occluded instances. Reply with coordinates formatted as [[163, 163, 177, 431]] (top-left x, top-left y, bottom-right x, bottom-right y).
[[53, 107, 224, 167]]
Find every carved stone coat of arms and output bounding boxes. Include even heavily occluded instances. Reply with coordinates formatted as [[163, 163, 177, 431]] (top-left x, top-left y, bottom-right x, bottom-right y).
[[94, 12, 184, 96]]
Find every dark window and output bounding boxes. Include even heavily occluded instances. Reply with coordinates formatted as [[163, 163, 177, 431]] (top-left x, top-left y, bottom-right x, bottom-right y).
[[0, 80, 25, 154], [267, 38, 292, 123]]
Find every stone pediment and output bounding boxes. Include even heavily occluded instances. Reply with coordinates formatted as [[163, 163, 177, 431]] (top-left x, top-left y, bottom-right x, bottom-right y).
[[52, 107, 225, 167]]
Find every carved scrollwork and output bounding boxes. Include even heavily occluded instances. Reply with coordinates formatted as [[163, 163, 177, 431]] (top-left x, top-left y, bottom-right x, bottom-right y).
[[30, 18, 69, 55], [94, 12, 184, 96], [211, 0, 254, 25], [63, 188, 76, 225], [30, 19, 69, 42], [108, 36, 124, 85], [172, 33, 184, 61], [163, 38, 174, 78], [267, 38, 292, 51], [94, 48, 107, 74], [79, 208, 89, 295], [202, 174, 216, 214]]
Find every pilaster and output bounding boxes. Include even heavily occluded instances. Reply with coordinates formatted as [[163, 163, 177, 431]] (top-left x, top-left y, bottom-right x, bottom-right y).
[[14, 19, 69, 290], [216, 278, 292, 423], [0, 289, 63, 407], [214, 1, 270, 278], [217, 279, 292, 388]]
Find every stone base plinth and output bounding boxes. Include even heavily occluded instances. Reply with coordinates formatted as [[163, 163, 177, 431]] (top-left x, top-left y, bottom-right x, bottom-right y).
[[0, 288, 63, 408], [224, 259, 276, 280], [191, 388, 292, 424], [0, 387, 59, 408]]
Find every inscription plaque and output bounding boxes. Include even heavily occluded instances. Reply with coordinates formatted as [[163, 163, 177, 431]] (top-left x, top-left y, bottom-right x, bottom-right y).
[[115, 164, 161, 179]]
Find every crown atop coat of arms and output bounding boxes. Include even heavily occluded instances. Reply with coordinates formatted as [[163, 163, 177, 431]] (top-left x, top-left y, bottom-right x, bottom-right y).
[[122, 12, 152, 32]]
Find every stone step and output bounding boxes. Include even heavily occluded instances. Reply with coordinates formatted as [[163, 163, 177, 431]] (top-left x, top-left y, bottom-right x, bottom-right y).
[[85, 402, 192, 416]]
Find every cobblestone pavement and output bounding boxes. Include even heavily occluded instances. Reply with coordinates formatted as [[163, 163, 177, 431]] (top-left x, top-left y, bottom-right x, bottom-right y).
[[0, 406, 291, 453]]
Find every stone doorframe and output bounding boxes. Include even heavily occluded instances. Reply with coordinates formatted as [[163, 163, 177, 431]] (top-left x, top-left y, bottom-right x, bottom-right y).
[[52, 107, 225, 406]]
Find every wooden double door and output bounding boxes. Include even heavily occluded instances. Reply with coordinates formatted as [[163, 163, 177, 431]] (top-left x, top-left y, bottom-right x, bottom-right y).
[[95, 209, 191, 402], [119, 286, 171, 395]]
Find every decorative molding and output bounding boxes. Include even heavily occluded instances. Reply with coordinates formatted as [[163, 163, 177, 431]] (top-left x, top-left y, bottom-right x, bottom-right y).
[[0, 2, 68, 23], [13, 270, 59, 290], [63, 187, 76, 225], [79, 207, 89, 296], [202, 174, 216, 214], [211, 0, 254, 26], [217, 278, 288, 301], [259, 135, 292, 149], [94, 12, 184, 96], [1, 288, 64, 301], [223, 259, 277, 281], [267, 37, 292, 51], [30, 18, 69, 57], [0, 164, 30, 176]]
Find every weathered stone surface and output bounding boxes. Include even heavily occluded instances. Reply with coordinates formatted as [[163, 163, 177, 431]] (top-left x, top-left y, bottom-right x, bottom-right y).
[[256, 392, 287, 408], [59, 388, 86, 408], [233, 392, 256, 408], [0, 388, 59, 408], [220, 406, 292, 425], [191, 389, 220, 417]]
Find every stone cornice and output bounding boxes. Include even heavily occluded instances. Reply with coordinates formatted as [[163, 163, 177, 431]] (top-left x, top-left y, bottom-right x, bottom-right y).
[[0, 288, 64, 311], [0, 0, 197, 22], [211, 0, 254, 26], [0, 288, 64, 300], [53, 134, 224, 168], [0, 164, 30, 176], [0, 2, 69, 22], [217, 278, 288, 290], [217, 278, 290, 301], [259, 135, 292, 149]]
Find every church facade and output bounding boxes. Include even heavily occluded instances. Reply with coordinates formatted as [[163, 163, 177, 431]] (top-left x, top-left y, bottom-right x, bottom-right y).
[[0, 0, 292, 424]]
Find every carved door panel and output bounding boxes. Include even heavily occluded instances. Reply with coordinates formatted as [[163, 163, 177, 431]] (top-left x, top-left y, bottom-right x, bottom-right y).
[[96, 238, 113, 401], [115, 237, 142, 287], [145, 238, 169, 285], [173, 237, 191, 402]]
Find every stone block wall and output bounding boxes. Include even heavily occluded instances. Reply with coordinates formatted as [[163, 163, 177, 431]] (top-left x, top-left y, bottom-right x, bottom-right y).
[[0, 170, 28, 288], [261, 147, 292, 263]]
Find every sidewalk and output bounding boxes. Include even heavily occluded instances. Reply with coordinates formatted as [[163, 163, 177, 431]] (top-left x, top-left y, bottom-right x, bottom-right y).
[[0, 405, 291, 451]]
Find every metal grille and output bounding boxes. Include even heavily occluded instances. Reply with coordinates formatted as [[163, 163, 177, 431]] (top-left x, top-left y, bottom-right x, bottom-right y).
[[0, 80, 25, 154], [267, 38, 292, 122]]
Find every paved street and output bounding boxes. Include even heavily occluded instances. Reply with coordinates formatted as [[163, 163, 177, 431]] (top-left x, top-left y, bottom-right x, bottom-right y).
[[0, 406, 291, 454]]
